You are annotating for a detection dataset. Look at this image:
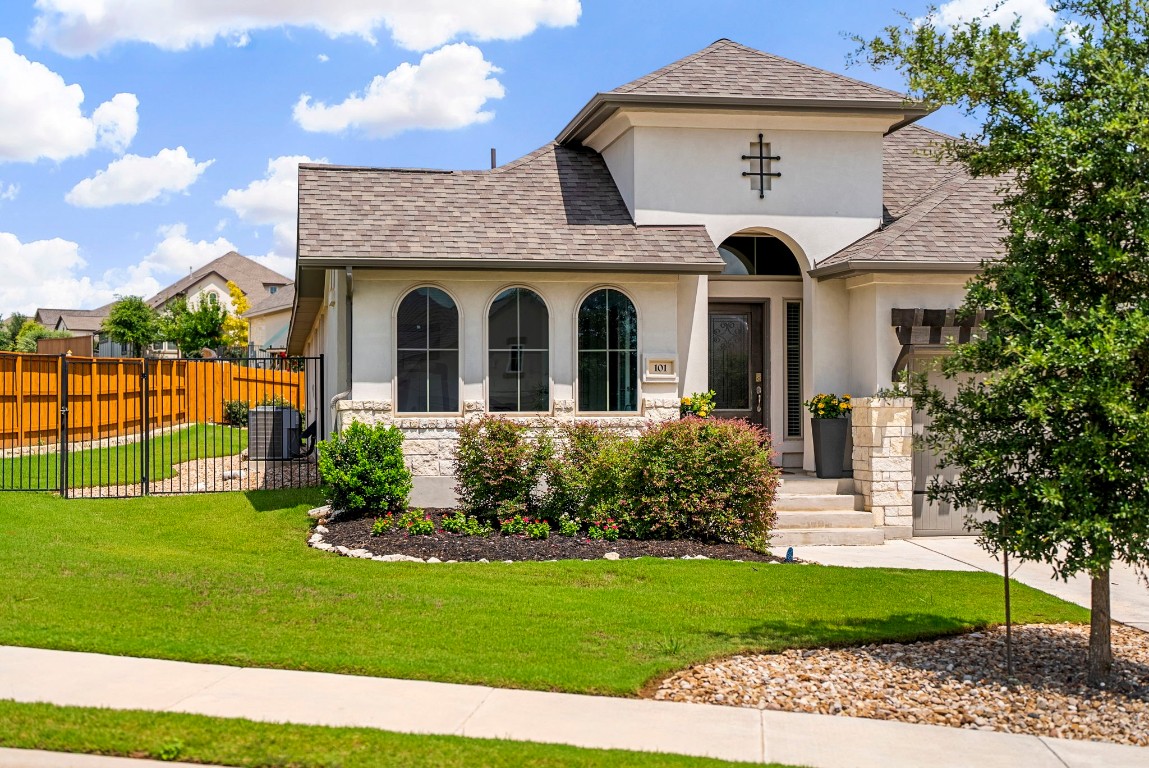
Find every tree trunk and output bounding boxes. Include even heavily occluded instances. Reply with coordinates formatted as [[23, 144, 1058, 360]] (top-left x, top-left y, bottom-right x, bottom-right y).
[[1087, 564, 1112, 687]]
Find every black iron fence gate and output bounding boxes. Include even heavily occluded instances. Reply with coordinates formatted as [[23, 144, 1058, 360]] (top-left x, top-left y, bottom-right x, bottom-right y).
[[0, 354, 324, 498]]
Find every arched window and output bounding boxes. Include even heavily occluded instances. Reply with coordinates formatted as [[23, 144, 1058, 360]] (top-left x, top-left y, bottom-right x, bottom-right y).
[[396, 287, 459, 412], [488, 287, 549, 411], [577, 289, 638, 412]]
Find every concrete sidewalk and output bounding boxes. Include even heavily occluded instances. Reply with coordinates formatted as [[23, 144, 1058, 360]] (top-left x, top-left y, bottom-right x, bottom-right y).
[[773, 536, 1149, 632], [2, 645, 1147, 768]]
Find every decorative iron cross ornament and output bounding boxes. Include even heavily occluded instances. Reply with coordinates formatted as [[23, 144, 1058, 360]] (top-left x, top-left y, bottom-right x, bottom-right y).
[[742, 133, 781, 199]]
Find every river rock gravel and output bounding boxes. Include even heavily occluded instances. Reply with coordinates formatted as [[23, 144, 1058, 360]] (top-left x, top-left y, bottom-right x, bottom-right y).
[[652, 623, 1149, 746]]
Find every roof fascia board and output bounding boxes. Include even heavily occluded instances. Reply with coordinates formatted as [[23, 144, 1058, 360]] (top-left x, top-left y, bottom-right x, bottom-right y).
[[296, 256, 725, 274], [558, 93, 930, 144], [810, 259, 984, 280]]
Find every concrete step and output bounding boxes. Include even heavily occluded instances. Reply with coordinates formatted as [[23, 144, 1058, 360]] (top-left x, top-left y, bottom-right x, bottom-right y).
[[775, 493, 862, 512], [775, 510, 875, 529], [770, 527, 886, 547], [778, 475, 855, 495]]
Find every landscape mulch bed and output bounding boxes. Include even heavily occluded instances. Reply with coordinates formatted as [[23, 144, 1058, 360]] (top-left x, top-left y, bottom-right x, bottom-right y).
[[320, 509, 781, 563]]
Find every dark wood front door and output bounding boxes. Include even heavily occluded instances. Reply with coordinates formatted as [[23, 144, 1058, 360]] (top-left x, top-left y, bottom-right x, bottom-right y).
[[707, 303, 766, 426]]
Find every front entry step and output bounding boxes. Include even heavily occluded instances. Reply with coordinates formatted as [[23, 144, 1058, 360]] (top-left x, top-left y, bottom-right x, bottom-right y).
[[775, 510, 874, 529], [775, 493, 862, 512], [770, 527, 886, 546]]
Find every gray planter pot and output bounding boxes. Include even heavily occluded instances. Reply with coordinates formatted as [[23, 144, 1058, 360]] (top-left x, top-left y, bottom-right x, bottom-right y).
[[811, 417, 848, 479]]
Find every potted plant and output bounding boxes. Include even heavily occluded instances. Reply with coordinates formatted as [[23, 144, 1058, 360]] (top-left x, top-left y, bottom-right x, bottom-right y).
[[803, 393, 852, 478]]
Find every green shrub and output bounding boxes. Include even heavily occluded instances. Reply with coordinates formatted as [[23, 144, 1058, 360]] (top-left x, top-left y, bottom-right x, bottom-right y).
[[524, 519, 550, 540], [588, 520, 620, 541], [222, 399, 249, 427], [623, 418, 779, 547], [542, 422, 633, 526], [398, 509, 434, 536], [317, 422, 412, 517], [440, 511, 493, 537], [557, 516, 580, 537], [499, 512, 529, 536], [454, 416, 550, 520]]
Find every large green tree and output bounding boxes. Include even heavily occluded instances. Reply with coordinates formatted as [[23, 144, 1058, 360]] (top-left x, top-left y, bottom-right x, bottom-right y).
[[162, 294, 228, 358], [13, 320, 72, 353], [0, 313, 29, 351], [858, 0, 1149, 685], [101, 296, 161, 357]]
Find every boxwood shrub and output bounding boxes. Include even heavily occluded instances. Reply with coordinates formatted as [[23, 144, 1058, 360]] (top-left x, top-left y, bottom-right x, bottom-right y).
[[317, 421, 412, 517]]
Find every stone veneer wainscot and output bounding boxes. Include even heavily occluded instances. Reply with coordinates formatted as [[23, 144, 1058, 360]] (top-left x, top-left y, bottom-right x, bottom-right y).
[[850, 397, 914, 539]]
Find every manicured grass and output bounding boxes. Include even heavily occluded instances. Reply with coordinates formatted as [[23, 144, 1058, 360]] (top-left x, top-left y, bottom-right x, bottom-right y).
[[0, 424, 247, 489], [0, 491, 1088, 695], [0, 701, 793, 768]]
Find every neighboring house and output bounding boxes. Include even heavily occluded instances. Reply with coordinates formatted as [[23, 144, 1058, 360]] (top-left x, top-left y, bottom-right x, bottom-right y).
[[243, 284, 295, 357], [288, 40, 1001, 487], [35, 252, 292, 358]]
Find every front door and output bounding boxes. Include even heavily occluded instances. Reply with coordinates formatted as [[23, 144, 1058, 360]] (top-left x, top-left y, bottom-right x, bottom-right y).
[[707, 303, 766, 426]]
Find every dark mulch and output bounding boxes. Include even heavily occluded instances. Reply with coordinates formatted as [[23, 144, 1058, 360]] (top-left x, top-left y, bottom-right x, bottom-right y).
[[320, 509, 781, 563]]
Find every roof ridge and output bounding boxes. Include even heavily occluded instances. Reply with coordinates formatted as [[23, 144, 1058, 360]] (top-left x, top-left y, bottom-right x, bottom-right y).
[[612, 39, 732, 94], [489, 142, 559, 173], [864, 173, 978, 259], [724, 40, 905, 100]]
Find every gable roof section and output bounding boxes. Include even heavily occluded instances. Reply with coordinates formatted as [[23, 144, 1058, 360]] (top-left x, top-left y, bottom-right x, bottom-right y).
[[245, 284, 295, 318], [55, 308, 111, 333], [296, 143, 723, 273], [611, 39, 906, 103], [813, 125, 1007, 278], [147, 251, 290, 308], [558, 40, 927, 144]]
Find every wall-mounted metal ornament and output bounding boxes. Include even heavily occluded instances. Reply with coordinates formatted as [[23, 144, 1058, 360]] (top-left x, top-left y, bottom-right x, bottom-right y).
[[742, 133, 781, 199]]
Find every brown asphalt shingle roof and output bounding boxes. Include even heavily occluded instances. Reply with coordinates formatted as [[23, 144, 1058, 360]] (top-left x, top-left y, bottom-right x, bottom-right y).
[[297, 143, 724, 272], [244, 284, 295, 317], [148, 251, 291, 308], [817, 125, 1008, 273], [610, 39, 908, 104]]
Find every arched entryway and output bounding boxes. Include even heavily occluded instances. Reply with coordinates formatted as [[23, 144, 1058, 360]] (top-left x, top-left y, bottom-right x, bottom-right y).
[[709, 231, 806, 468]]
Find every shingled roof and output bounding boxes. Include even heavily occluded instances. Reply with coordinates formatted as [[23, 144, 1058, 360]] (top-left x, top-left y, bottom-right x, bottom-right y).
[[812, 125, 1007, 277], [244, 284, 295, 318], [296, 143, 723, 272], [610, 39, 907, 104], [148, 251, 291, 308]]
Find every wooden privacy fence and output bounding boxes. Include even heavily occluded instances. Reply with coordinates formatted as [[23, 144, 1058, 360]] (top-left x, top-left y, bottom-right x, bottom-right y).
[[0, 352, 306, 449]]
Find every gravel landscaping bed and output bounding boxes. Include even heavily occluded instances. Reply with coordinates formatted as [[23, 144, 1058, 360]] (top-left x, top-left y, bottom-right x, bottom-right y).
[[73, 455, 318, 497], [652, 622, 1149, 746], [317, 510, 780, 562]]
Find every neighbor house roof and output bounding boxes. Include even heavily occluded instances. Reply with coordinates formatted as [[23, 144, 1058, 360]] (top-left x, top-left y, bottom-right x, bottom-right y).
[[244, 284, 295, 319], [147, 251, 291, 308], [55, 308, 112, 334], [296, 143, 723, 273], [812, 125, 1007, 278], [558, 39, 927, 144]]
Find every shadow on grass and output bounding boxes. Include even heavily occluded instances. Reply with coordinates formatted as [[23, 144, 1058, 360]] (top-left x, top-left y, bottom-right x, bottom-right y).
[[706, 613, 978, 651], [243, 487, 324, 512]]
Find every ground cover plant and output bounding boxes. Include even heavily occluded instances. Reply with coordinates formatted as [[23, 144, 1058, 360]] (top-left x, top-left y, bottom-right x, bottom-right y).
[[0, 701, 790, 768], [0, 424, 246, 489], [0, 491, 1086, 695]]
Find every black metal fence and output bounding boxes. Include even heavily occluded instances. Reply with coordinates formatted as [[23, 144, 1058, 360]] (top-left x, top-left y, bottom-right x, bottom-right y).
[[0, 354, 324, 498]]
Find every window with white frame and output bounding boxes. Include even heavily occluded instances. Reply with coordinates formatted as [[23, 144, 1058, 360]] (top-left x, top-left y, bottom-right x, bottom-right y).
[[488, 287, 549, 412]]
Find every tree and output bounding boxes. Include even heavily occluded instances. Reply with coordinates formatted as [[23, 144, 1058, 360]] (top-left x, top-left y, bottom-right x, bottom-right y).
[[857, 0, 1149, 685], [13, 320, 72, 352], [162, 294, 228, 358], [0, 313, 28, 351], [101, 296, 160, 356], [220, 281, 250, 351]]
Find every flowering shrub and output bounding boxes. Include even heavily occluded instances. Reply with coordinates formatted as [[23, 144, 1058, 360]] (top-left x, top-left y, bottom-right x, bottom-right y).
[[370, 513, 396, 536], [680, 390, 716, 418], [454, 416, 550, 521], [803, 393, 853, 419], [588, 519, 620, 541], [318, 422, 412, 517], [557, 516, 580, 537], [524, 519, 550, 540], [622, 418, 779, 547], [398, 508, 434, 536], [440, 510, 493, 537], [542, 422, 633, 527]]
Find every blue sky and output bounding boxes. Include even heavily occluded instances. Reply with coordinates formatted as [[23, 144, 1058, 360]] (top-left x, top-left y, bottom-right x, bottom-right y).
[[0, 0, 1054, 316]]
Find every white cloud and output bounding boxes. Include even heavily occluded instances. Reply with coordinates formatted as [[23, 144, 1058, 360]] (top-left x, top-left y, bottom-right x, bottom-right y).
[[0, 38, 139, 162], [0, 183, 17, 202], [144, 223, 238, 276], [294, 43, 504, 138], [317, 53, 329, 62], [66, 147, 213, 208], [219, 155, 318, 257], [934, 0, 1057, 39], [32, 0, 581, 55]]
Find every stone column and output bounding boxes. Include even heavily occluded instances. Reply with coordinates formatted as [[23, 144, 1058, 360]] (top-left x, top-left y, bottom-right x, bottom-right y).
[[851, 397, 914, 539]]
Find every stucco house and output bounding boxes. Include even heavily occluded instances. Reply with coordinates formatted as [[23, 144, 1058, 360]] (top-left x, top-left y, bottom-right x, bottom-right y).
[[243, 284, 295, 357], [288, 40, 1002, 539]]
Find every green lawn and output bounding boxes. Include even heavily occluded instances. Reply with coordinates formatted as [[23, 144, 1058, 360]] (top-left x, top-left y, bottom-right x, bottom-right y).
[[0, 491, 1087, 695], [0, 701, 797, 768], [0, 424, 247, 489]]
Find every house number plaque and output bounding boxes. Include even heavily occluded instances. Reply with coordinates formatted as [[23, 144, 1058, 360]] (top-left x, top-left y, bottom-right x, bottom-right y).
[[643, 356, 678, 383]]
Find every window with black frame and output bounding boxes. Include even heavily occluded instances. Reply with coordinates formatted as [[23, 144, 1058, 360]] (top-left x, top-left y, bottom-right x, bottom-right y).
[[488, 287, 549, 411], [577, 288, 638, 412], [396, 287, 459, 413]]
